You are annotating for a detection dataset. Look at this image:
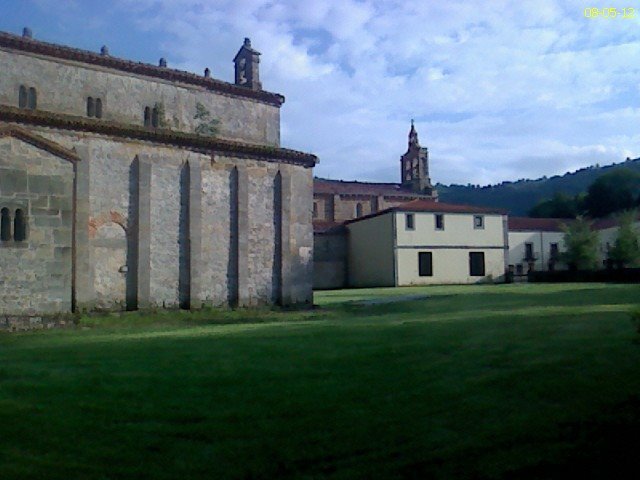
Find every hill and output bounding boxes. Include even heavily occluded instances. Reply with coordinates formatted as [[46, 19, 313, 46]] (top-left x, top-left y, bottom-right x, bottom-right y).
[[437, 157, 640, 216]]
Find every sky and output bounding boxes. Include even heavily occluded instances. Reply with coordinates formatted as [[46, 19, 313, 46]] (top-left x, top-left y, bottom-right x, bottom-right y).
[[1, 0, 639, 186]]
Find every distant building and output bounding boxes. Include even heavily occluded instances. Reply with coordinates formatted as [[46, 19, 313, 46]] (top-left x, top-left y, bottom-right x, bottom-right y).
[[313, 121, 437, 225], [507, 217, 567, 276], [346, 200, 508, 287]]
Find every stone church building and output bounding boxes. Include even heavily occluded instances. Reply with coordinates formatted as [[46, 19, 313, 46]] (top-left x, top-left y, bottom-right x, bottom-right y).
[[0, 28, 317, 319]]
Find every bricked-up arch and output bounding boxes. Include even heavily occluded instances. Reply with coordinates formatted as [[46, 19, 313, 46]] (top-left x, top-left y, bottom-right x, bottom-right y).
[[13, 209, 26, 241], [0, 207, 11, 241]]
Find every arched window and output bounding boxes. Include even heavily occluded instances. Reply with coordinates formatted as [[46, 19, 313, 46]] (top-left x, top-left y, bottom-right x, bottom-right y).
[[87, 97, 95, 117], [14, 209, 26, 242], [144, 107, 151, 127], [151, 106, 159, 128], [355, 202, 363, 217], [27, 87, 37, 109], [18, 85, 27, 108], [1, 208, 11, 241], [95, 98, 103, 118]]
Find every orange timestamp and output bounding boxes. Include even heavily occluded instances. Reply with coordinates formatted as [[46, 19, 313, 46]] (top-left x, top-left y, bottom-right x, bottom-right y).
[[584, 7, 636, 18]]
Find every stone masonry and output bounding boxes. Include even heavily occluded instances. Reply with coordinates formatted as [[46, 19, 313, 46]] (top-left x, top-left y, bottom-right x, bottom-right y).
[[0, 29, 317, 323]]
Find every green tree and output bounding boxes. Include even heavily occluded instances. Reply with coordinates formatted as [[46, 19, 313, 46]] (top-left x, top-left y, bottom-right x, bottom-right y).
[[529, 192, 580, 218], [608, 210, 640, 268], [584, 169, 640, 218], [561, 216, 600, 270]]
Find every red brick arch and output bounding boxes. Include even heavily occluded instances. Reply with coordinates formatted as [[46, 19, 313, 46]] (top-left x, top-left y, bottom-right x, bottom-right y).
[[88, 211, 127, 239]]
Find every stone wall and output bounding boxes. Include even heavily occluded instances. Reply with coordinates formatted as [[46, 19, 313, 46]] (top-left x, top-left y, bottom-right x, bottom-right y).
[[0, 126, 314, 314], [0, 48, 281, 146], [313, 231, 348, 289], [0, 136, 74, 314]]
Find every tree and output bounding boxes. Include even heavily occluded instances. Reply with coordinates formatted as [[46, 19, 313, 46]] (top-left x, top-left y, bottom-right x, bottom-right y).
[[584, 169, 640, 218], [608, 210, 640, 268], [561, 216, 599, 270], [529, 192, 580, 218]]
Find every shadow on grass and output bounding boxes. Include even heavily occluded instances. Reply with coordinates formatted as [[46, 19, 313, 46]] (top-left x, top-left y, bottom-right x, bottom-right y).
[[397, 395, 640, 480]]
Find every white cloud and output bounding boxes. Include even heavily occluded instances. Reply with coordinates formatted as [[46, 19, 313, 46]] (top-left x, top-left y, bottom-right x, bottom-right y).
[[109, 0, 640, 185]]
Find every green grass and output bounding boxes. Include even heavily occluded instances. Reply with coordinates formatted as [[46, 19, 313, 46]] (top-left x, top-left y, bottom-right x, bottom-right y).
[[1, 283, 640, 479]]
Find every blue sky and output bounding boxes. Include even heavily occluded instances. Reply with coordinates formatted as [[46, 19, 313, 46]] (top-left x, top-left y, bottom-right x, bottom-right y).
[[1, 0, 639, 186]]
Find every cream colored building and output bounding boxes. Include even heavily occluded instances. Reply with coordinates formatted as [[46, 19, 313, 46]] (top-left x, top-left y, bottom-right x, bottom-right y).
[[346, 200, 508, 287], [507, 218, 568, 276]]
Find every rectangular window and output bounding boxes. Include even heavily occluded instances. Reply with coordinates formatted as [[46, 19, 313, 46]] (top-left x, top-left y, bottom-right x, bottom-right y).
[[435, 214, 444, 230], [525, 242, 534, 260], [469, 252, 485, 276], [550, 243, 559, 258], [405, 213, 414, 230], [418, 252, 433, 277], [474, 215, 484, 229]]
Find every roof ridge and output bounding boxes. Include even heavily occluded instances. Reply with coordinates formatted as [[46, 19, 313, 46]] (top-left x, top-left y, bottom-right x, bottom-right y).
[[0, 30, 284, 107]]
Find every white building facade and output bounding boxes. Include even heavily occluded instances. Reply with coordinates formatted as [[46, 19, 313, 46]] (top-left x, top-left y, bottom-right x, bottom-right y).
[[346, 200, 508, 287]]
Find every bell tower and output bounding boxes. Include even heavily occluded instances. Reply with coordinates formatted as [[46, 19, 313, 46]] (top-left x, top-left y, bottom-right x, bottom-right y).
[[233, 38, 262, 91], [400, 120, 435, 195]]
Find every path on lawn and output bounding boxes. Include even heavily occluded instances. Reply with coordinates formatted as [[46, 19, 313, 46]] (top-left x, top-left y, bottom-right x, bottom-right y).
[[353, 294, 429, 305]]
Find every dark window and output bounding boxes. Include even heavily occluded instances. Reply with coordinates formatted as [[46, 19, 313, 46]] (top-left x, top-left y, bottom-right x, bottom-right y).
[[418, 252, 433, 277], [356, 203, 363, 217], [525, 242, 534, 260], [516, 264, 523, 275], [435, 214, 444, 230], [87, 97, 95, 117], [1, 208, 11, 241], [151, 106, 159, 127], [469, 252, 485, 276], [14, 209, 26, 242], [312, 202, 318, 218], [95, 98, 102, 118], [550, 242, 559, 259], [405, 213, 414, 230], [18, 85, 27, 108], [474, 215, 484, 229], [144, 107, 151, 127], [27, 87, 37, 109]]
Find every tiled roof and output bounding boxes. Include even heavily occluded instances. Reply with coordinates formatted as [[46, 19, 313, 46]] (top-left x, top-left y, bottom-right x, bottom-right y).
[[0, 124, 80, 162], [592, 212, 640, 231], [395, 199, 507, 214], [0, 105, 317, 167], [508, 217, 571, 232], [0, 30, 284, 107], [314, 177, 431, 197], [345, 199, 506, 225]]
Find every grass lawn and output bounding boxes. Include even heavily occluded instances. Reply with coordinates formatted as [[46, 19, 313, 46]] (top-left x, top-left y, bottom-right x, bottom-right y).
[[1, 283, 639, 479]]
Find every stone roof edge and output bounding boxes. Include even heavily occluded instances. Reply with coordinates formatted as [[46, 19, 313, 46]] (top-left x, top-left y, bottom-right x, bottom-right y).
[[0, 31, 285, 107], [0, 124, 80, 162], [0, 106, 317, 167]]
